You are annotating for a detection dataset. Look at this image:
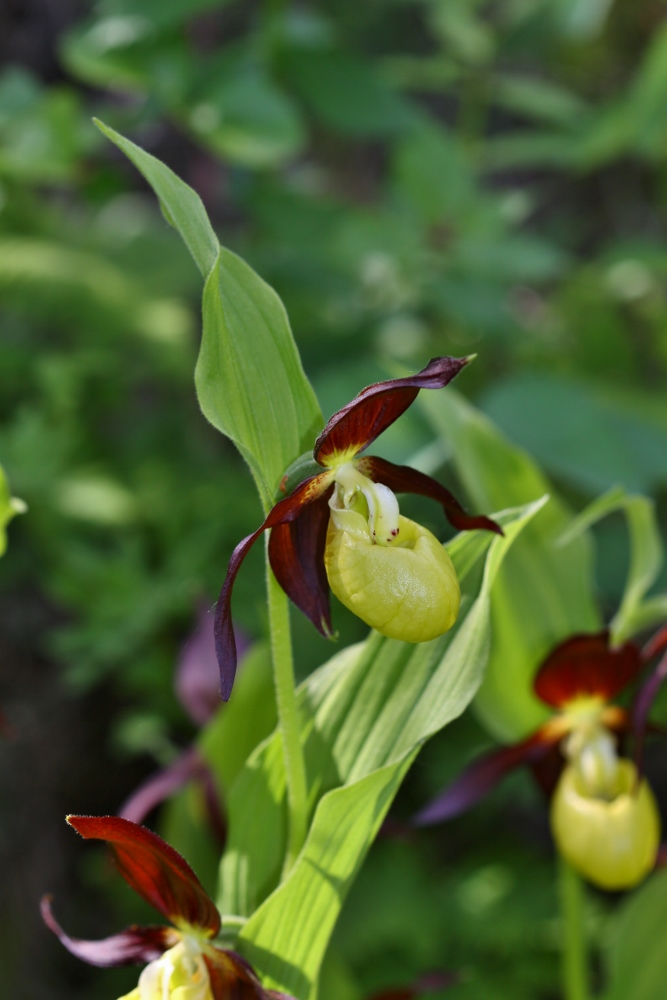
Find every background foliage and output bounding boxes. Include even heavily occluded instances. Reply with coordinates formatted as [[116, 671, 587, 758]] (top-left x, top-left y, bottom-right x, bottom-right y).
[[2, 1, 667, 998]]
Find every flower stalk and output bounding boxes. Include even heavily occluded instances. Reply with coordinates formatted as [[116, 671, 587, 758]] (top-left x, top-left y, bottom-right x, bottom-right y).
[[266, 543, 308, 875], [559, 855, 589, 1000]]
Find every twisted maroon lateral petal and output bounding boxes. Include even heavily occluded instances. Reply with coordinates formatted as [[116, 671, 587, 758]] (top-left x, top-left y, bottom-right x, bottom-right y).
[[41, 896, 175, 967], [634, 650, 667, 775], [214, 471, 333, 700], [119, 748, 226, 845], [205, 948, 296, 1000], [67, 816, 220, 935], [358, 456, 502, 535], [643, 624, 667, 663], [313, 356, 470, 466], [412, 723, 564, 826], [368, 972, 457, 999], [534, 632, 643, 708], [269, 486, 334, 637]]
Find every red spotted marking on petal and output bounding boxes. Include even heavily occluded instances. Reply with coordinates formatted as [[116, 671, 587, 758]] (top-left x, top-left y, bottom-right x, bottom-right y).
[[269, 485, 334, 637], [67, 816, 220, 935], [41, 895, 176, 967], [534, 632, 643, 709], [358, 456, 502, 535], [214, 471, 333, 700], [412, 719, 566, 826], [313, 356, 470, 467]]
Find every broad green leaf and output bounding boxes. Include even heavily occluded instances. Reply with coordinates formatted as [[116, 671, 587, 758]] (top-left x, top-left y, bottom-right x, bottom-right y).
[[480, 373, 667, 495], [559, 487, 664, 644], [420, 388, 600, 740], [198, 248, 322, 506], [94, 119, 219, 279], [604, 869, 667, 1000], [219, 499, 544, 998], [95, 121, 323, 507], [0, 464, 26, 557]]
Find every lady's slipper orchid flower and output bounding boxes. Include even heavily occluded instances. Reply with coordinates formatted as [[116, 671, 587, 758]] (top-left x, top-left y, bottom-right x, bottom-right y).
[[215, 356, 501, 699], [42, 815, 292, 1000], [414, 629, 665, 890]]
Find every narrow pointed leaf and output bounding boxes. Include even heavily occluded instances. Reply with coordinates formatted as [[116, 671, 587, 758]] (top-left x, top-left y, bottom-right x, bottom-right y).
[[95, 121, 323, 510], [558, 487, 664, 645], [67, 816, 220, 935], [94, 120, 219, 279], [198, 251, 323, 507]]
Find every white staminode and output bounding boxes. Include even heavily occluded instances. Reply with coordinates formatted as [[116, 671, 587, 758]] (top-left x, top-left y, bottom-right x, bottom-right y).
[[120, 936, 213, 1000], [331, 462, 400, 546]]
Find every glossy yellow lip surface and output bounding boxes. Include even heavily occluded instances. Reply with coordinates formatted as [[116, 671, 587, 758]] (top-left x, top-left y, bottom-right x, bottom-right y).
[[324, 512, 460, 643], [550, 759, 660, 890]]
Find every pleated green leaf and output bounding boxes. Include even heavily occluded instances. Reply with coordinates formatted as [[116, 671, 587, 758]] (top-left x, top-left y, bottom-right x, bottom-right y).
[[95, 121, 323, 508], [218, 498, 545, 999], [419, 388, 600, 740]]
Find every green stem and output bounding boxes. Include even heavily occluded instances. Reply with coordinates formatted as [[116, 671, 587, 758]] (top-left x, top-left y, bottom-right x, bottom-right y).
[[559, 855, 589, 1000], [266, 544, 308, 875]]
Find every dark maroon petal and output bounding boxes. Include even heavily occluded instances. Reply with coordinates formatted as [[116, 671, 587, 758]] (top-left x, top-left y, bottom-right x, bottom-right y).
[[40, 896, 175, 967], [313, 356, 470, 467], [67, 815, 220, 935], [119, 748, 226, 845], [268, 485, 334, 637], [205, 948, 297, 1000], [534, 632, 643, 708], [214, 472, 333, 700], [412, 724, 563, 826], [368, 972, 457, 999], [358, 456, 502, 535], [633, 649, 667, 774], [643, 624, 667, 663]]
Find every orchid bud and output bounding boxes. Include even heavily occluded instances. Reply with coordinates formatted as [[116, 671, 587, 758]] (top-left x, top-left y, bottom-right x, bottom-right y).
[[119, 938, 213, 1000], [324, 466, 460, 642], [550, 759, 660, 890]]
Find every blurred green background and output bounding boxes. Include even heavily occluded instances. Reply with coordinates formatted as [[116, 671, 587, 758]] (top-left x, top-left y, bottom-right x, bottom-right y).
[[2, 1, 667, 997]]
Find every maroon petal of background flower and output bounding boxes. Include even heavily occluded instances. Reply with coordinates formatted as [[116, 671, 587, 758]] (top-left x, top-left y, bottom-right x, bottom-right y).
[[268, 485, 334, 637], [177, 603, 250, 726], [67, 816, 220, 935], [41, 896, 176, 967], [412, 722, 565, 826], [214, 471, 333, 700], [533, 631, 643, 708], [358, 456, 502, 535], [367, 972, 457, 999], [119, 747, 226, 846], [205, 948, 296, 1000], [313, 356, 470, 466]]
